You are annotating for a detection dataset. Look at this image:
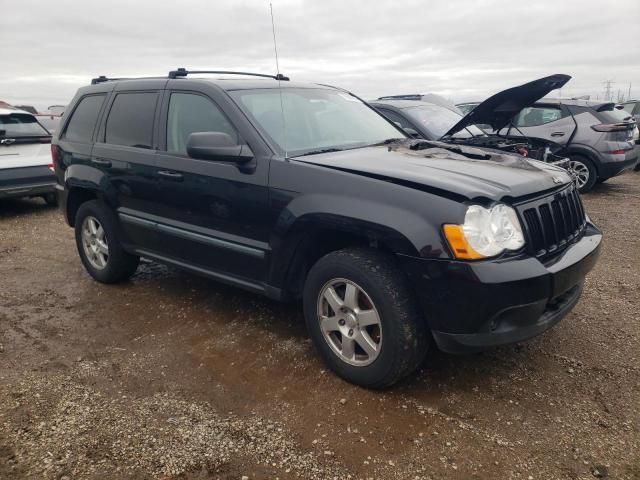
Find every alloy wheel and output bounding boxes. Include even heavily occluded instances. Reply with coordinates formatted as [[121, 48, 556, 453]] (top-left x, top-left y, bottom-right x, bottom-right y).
[[317, 278, 382, 366], [81, 216, 109, 270], [568, 160, 590, 189]]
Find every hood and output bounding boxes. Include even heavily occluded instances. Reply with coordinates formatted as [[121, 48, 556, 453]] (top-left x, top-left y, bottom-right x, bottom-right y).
[[443, 74, 571, 137], [293, 140, 572, 201], [0, 142, 51, 169]]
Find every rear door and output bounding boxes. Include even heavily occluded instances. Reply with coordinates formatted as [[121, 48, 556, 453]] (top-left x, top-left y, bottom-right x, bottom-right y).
[[91, 82, 164, 250], [502, 104, 575, 145], [150, 88, 272, 285]]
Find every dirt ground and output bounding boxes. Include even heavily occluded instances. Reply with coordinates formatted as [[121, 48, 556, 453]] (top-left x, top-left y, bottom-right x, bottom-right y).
[[1, 172, 639, 480]]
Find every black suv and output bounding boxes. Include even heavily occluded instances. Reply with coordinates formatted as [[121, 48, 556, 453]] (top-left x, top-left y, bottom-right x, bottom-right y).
[[52, 70, 602, 388]]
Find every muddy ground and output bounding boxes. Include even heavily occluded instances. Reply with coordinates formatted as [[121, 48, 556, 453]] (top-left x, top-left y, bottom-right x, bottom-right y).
[[0, 173, 639, 480]]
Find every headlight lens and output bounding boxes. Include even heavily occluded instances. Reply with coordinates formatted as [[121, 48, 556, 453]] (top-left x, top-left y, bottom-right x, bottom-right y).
[[444, 204, 525, 259]]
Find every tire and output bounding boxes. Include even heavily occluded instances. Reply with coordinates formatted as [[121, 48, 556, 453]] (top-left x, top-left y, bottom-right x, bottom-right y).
[[43, 193, 58, 206], [568, 155, 597, 193], [74, 200, 139, 283], [303, 248, 429, 388]]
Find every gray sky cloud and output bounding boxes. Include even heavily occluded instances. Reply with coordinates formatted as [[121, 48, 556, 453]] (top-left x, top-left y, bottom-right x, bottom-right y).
[[2, 0, 639, 109]]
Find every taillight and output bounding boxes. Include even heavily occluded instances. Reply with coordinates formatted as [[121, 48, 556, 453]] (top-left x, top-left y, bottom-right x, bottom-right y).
[[607, 149, 626, 155], [591, 123, 633, 132], [50, 144, 61, 172]]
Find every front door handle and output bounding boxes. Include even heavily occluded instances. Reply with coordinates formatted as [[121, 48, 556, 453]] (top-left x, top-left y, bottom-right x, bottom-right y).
[[551, 131, 566, 137], [157, 170, 183, 181], [92, 157, 112, 167]]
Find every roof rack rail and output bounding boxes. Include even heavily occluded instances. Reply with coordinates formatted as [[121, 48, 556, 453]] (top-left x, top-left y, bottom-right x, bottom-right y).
[[168, 67, 289, 81], [377, 94, 423, 101], [91, 75, 133, 85]]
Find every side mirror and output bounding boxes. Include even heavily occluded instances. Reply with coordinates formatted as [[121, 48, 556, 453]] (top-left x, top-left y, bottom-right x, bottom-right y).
[[186, 132, 253, 163], [403, 127, 420, 138]]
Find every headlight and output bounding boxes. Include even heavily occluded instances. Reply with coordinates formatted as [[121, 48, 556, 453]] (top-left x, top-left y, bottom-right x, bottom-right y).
[[443, 204, 525, 260]]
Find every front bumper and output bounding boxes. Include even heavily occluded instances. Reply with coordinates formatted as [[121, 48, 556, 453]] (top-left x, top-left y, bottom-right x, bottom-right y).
[[398, 223, 602, 353]]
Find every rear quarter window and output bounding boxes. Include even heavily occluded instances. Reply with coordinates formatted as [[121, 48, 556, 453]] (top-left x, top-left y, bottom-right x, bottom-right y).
[[64, 95, 106, 143]]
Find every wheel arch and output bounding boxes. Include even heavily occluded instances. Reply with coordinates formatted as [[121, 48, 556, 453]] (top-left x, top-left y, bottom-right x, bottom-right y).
[[269, 211, 426, 300]]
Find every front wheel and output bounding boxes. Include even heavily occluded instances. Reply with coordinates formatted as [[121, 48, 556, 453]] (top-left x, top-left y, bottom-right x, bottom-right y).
[[74, 200, 139, 283], [568, 155, 597, 193], [303, 248, 429, 388]]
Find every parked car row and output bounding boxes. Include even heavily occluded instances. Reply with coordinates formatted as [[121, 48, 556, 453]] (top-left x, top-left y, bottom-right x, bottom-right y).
[[46, 69, 605, 388]]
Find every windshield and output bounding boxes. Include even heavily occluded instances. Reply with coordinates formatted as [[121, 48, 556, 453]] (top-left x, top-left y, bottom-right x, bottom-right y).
[[0, 113, 50, 138], [230, 88, 404, 156], [405, 104, 485, 138]]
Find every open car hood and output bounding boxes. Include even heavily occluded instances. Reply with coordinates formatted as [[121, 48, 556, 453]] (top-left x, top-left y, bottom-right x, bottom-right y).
[[443, 74, 571, 137]]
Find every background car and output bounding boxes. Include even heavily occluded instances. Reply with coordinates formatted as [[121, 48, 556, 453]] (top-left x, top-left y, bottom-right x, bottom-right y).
[[371, 75, 573, 164], [0, 107, 57, 205], [497, 99, 638, 191]]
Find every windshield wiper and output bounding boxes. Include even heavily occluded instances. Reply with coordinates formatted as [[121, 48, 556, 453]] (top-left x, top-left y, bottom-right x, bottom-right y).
[[297, 148, 343, 157]]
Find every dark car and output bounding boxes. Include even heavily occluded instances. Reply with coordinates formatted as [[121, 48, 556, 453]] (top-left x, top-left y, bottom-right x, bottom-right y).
[[52, 69, 602, 388], [372, 75, 574, 165]]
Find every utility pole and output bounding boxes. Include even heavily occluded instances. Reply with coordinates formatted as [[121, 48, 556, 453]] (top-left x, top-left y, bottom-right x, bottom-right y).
[[629, 83, 633, 101], [603, 80, 614, 101]]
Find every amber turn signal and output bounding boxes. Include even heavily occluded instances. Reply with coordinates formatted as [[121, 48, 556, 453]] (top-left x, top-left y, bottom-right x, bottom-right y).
[[443, 224, 485, 260]]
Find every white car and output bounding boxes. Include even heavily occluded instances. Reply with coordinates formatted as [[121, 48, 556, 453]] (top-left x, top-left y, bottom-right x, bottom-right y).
[[0, 107, 57, 205]]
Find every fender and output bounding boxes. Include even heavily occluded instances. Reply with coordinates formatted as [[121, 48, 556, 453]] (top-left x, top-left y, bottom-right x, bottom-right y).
[[64, 164, 118, 208], [267, 192, 454, 292]]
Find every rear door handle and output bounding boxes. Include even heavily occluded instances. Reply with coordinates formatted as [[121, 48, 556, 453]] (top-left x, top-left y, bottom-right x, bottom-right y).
[[92, 157, 112, 167], [551, 132, 566, 137], [157, 170, 183, 181]]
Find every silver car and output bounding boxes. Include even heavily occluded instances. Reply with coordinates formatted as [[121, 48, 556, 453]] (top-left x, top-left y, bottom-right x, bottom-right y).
[[498, 99, 638, 192]]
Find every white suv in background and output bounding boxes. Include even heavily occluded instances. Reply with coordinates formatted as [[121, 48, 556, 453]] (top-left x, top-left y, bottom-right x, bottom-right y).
[[0, 107, 57, 205]]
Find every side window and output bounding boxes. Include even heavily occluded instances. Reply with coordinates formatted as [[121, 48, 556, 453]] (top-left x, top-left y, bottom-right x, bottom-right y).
[[377, 108, 412, 130], [105, 92, 158, 148], [64, 95, 105, 143], [515, 106, 564, 127], [167, 93, 238, 155], [622, 103, 635, 114]]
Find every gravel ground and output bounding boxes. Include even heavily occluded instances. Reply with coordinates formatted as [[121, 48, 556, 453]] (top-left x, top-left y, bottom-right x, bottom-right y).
[[0, 172, 639, 479]]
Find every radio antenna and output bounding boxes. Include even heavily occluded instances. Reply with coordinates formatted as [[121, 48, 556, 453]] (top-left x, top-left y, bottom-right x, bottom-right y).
[[270, 2, 287, 158]]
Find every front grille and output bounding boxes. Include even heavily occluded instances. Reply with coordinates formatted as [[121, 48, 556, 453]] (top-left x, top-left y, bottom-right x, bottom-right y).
[[518, 185, 587, 257]]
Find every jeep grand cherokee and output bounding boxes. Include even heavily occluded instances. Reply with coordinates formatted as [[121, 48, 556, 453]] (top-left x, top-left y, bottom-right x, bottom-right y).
[[52, 69, 602, 388]]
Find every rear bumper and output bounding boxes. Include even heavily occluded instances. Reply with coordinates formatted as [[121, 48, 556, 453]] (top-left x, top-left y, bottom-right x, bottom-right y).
[[599, 148, 638, 178], [0, 182, 56, 199], [0, 165, 56, 200], [398, 223, 602, 353]]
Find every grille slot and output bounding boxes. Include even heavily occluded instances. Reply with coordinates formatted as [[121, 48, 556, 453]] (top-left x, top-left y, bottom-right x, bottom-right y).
[[518, 186, 586, 257]]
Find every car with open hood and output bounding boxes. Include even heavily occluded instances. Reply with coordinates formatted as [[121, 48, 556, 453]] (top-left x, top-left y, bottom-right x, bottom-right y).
[[52, 69, 601, 388], [454, 76, 639, 191], [0, 107, 57, 205], [371, 74, 572, 167]]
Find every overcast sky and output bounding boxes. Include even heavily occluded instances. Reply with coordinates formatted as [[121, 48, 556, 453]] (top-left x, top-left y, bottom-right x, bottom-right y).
[[2, 0, 639, 110]]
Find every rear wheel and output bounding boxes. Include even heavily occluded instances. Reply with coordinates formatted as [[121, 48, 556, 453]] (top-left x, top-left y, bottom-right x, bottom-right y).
[[303, 248, 428, 388], [43, 193, 58, 206], [75, 200, 139, 283], [568, 155, 597, 193]]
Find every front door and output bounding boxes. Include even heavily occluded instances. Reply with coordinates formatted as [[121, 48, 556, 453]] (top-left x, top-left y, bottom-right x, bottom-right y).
[[152, 90, 271, 285]]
